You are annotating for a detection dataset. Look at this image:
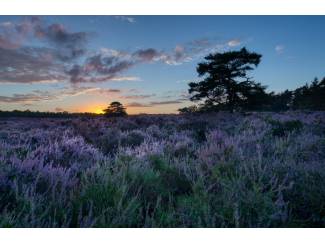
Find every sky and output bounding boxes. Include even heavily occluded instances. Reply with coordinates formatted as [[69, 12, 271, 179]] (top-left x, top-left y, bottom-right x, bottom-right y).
[[0, 16, 324, 114]]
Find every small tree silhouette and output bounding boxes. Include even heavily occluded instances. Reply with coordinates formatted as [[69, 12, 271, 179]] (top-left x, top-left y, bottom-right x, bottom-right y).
[[103, 101, 127, 117]]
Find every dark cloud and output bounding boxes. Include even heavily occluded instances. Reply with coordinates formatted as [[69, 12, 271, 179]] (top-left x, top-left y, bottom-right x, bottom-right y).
[[126, 102, 151, 108], [55, 107, 65, 112], [0, 17, 90, 61], [0, 17, 240, 85], [0, 19, 33, 49], [0, 35, 20, 49], [0, 92, 56, 104], [65, 45, 192, 83], [125, 98, 187, 108], [105, 89, 121, 93], [0, 86, 100, 104], [34, 22, 89, 61], [0, 47, 66, 84], [67, 54, 135, 83], [132, 46, 190, 65], [133, 48, 162, 62], [0, 17, 91, 84], [92, 88, 122, 95], [150, 100, 184, 105], [67, 64, 84, 83]]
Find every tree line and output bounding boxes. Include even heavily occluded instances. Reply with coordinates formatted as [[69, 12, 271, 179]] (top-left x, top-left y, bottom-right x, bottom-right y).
[[0, 110, 99, 118], [0, 102, 127, 118], [179, 47, 325, 114]]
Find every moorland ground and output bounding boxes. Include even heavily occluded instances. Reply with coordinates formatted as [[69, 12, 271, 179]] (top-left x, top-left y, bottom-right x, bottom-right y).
[[0, 111, 325, 227]]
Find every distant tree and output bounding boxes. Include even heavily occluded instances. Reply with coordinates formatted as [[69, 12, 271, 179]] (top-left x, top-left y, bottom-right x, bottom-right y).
[[313, 77, 325, 110], [103, 101, 127, 117], [292, 77, 325, 110], [178, 105, 199, 114], [269, 90, 293, 111], [238, 80, 270, 111], [188, 47, 266, 112]]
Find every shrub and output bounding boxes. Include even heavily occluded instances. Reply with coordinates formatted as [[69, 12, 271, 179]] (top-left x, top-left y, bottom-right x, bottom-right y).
[[120, 130, 146, 148], [270, 120, 303, 137], [98, 129, 122, 155]]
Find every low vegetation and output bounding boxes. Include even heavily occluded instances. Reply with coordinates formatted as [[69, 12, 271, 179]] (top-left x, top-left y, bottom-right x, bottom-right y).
[[1, 111, 325, 227]]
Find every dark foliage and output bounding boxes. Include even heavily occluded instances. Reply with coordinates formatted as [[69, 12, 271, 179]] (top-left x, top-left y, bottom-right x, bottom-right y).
[[184, 48, 325, 114], [103, 101, 127, 117], [188, 47, 267, 112], [268, 90, 293, 111], [269, 120, 303, 137], [291, 77, 325, 110]]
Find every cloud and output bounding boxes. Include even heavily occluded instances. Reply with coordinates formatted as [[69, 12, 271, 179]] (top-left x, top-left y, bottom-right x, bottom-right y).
[[131, 46, 192, 66], [126, 102, 151, 108], [114, 37, 243, 70], [0, 47, 66, 84], [90, 88, 122, 95], [60, 87, 100, 97], [67, 55, 136, 83], [165, 37, 243, 63], [110, 76, 140, 81], [0, 17, 243, 85], [100, 48, 128, 58], [150, 100, 184, 105], [0, 86, 103, 104], [0, 21, 14, 28], [66, 44, 194, 83], [0, 17, 92, 84], [0, 17, 90, 59], [275, 45, 285, 54], [55, 107, 65, 112], [0, 92, 56, 104], [163, 45, 192, 65], [0, 35, 20, 49], [122, 94, 156, 99], [0, 19, 34, 49], [115, 16, 136, 23], [0, 17, 142, 84], [32, 18, 90, 61], [133, 48, 162, 62], [227, 39, 241, 47], [125, 98, 187, 108]]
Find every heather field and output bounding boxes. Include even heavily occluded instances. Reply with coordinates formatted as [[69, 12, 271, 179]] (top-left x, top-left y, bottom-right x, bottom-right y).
[[1, 112, 325, 227]]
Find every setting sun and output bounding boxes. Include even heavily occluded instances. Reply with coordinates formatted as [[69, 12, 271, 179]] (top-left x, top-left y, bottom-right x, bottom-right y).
[[93, 107, 105, 114]]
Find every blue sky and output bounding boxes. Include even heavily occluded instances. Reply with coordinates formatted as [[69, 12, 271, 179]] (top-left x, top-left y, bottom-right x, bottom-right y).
[[0, 16, 324, 114]]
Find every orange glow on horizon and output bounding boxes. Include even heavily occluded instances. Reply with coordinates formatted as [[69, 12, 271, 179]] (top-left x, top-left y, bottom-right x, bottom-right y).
[[73, 102, 184, 115], [76, 104, 106, 114], [93, 108, 105, 114]]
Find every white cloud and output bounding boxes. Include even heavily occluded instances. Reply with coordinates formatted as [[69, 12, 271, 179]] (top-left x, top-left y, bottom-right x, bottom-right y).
[[227, 39, 241, 47], [115, 16, 136, 23], [0, 21, 14, 28], [110, 76, 141, 81], [275, 45, 285, 54], [100, 48, 129, 58]]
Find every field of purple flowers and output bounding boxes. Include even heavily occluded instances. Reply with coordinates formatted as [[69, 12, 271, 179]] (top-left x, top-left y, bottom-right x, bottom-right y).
[[0, 111, 325, 227]]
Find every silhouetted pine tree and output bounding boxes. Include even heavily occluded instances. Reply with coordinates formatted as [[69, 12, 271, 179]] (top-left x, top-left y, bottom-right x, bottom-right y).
[[188, 47, 268, 112]]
